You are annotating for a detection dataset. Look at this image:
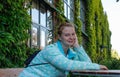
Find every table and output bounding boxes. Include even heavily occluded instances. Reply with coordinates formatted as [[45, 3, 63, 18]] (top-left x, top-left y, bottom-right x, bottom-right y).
[[71, 70, 120, 77]]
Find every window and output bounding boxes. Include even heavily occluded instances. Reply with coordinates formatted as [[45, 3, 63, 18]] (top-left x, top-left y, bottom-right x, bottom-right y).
[[31, 23, 39, 47], [29, 0, 53, 49], [32, 0, 39, 23], [80, 0, 86, 31], [46, 0, 53, 4], [80, 0, 88, 46], [63, 0, 74, 22]]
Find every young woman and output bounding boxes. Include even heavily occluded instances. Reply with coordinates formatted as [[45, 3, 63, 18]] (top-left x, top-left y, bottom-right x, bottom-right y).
[[19, 22, 108, 77]]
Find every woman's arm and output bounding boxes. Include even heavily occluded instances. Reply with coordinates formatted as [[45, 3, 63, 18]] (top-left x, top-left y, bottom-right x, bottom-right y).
[[72, 35, 92, 62], [42, 45, 100, 71], [73, 46, 92, 62], [72, 35, 108, 70]]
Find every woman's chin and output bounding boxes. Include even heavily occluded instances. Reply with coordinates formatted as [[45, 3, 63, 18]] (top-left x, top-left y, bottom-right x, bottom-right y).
[[69, 44, 74, 47]]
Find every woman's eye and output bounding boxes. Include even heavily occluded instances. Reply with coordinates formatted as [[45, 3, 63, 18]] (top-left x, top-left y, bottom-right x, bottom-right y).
[[72, 33, 75, 36], [72, 33, 76, 36], [65, 34, 70, 36]]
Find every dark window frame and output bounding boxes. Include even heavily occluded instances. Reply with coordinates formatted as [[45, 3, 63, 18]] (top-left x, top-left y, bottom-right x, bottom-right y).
[[29, 0, 54, 49]]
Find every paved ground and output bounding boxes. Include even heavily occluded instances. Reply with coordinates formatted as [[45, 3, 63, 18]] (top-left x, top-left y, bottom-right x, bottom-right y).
[[0, 68, 23, 77]]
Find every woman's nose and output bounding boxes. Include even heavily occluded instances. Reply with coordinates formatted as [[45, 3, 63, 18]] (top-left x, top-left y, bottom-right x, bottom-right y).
[[69, 34, 75, 39]]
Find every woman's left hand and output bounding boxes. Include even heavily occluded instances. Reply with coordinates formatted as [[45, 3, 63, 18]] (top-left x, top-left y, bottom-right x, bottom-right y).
[[73, 35, 79, 48]]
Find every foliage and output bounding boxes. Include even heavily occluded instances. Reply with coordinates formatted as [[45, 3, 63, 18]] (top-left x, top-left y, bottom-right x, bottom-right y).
[[85, 0, 111, 62], [111, 49, 120, 59], [53, 0, 66, 41], [85, 0, 97, 62], [0, 0, 112, 70], [55, 0, 65, 23], [0, 0, 32, 67], [99, 58, 120, 69], [74, 0, 82, 44]]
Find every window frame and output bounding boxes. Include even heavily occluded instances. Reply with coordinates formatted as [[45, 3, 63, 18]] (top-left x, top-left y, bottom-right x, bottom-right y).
[[29, 0, 54, 49], [63, 0, 74, 22]]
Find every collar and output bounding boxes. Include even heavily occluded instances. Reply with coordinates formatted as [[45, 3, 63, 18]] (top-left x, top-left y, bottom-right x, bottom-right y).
[[56, 40, 76, 59]]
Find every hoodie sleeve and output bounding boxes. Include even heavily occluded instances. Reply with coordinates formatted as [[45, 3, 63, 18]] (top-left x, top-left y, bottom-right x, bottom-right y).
[[73, 45, 92, 62], [42, 45, 100, 71]]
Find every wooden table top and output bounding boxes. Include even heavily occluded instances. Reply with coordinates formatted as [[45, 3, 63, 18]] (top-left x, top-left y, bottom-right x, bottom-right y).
[[71, 70, 120, 77]]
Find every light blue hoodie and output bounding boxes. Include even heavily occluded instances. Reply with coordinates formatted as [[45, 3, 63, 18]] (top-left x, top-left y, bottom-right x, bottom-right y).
[[19, 40, 100, 77]]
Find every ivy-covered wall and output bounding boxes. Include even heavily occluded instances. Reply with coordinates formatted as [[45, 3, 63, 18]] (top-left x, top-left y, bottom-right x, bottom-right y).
[[84, 0, 111, 62], [0, 0, 32, 67], [54, 0, 82, 44], [74, 0, 82, 44], [53, 0, 66, 41], [49, 0, 112, 63], [0, 0, 112, 68]]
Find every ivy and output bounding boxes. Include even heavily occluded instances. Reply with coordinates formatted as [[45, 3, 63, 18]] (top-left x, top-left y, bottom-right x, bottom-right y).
[[53, 0, 66, 41], [0, 0, 112, 68], [74, 0, 82, 44], [0, 0, 32, 67], [85, 0, 111, 62]]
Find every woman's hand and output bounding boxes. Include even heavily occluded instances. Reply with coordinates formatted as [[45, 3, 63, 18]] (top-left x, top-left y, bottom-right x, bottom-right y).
[[73, 35, 79, 48], [100, 65, 108, 70]]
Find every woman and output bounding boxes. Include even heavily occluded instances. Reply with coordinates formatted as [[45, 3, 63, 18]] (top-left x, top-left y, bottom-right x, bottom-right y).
[[19, 22, 108, 77]]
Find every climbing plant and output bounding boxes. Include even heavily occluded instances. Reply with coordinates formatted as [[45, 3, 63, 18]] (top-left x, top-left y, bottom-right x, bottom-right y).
[[74, 0, 82, 44], [0, 0, 32, 67], [54, 0, 66, 41], [85, 0, 111, 62]]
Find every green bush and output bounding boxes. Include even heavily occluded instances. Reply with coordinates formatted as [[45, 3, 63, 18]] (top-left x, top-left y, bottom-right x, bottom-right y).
[[99, 58, 120, 69]]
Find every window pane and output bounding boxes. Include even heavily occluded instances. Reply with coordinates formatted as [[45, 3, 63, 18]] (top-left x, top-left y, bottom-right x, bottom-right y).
[[40, 27, 46, 47], [68, 0, 70, 6], [41, 31, 45, 47], [40, 5, 46, 26], [32, 1, 39, 23], [40, 13, 46, 26], [47, 10, 53, 44], [30, 0, 54, 48], [63, 0, 74, 22], [64, 3, 67, 17], [80, 0, 85, 31], [32, 26, 38, 47], [47, 11, 52, 29], [68, 7, 70, 20], [46, 0, 53, 4]]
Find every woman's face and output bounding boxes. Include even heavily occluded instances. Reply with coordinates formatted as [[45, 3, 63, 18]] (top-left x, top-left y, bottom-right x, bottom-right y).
[[59, 26, 76, 47]]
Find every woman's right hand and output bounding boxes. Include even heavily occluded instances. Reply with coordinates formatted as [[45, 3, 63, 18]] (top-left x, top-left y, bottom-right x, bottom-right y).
[[73, 34, 79, 48], [100, 65, 108, 70]]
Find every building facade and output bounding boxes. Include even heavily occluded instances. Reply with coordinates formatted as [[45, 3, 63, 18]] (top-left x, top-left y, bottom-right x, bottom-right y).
[[29, 0, 87, 49], [28, 0, 111, 61]]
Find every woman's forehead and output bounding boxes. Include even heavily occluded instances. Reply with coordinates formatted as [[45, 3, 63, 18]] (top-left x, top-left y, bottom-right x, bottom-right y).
[[62, 27, 75, 32], [63, 26, 75, 30]]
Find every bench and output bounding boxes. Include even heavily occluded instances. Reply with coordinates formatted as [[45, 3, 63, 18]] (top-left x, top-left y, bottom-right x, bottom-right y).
[[0, 68, 23, 77]]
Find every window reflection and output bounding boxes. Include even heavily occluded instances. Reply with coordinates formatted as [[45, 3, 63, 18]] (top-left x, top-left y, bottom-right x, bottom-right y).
[[40, 12, 46, 27], [32, 0, 39, 23], [32, 9, 39, 23], [41, 30, 45, 47], [80, 0, 85, 31], [47, 10, 53, 44], [46, 0, 53, 4], [64, 3, 67, 18], [30, 0, 53, 48], [64, 0, 74, 22], [32, 26, 37, 47]]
